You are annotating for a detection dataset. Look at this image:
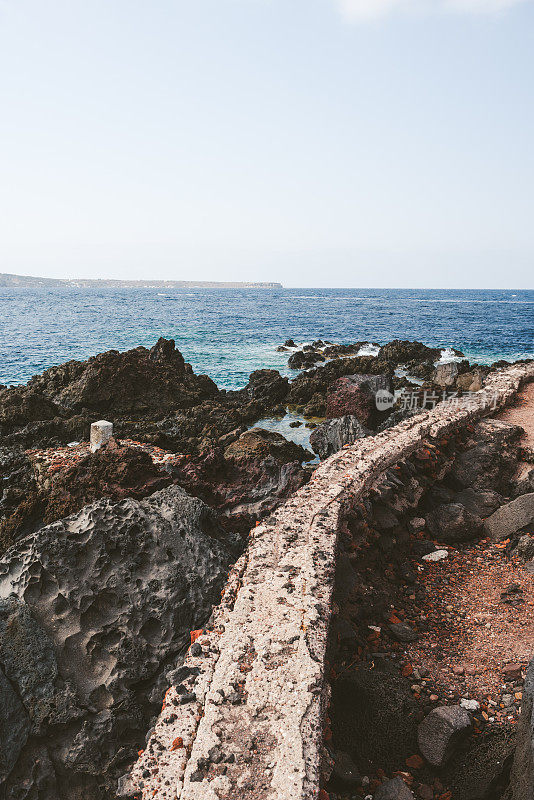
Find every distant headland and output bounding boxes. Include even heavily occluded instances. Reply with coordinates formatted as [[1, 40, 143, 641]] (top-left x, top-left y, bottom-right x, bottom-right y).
[[0, 272, 282, 289]]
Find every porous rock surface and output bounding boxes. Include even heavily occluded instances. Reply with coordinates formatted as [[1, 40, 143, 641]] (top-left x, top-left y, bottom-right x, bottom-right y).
[[125, 363, 534, 800], [0, 486, 238, 799]]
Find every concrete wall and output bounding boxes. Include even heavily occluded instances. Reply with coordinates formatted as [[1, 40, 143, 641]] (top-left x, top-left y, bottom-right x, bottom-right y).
[[122, 362, 534, 800]]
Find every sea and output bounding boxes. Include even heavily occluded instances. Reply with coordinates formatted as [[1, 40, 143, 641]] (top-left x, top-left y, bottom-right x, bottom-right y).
[[1, 287, 533, 389]]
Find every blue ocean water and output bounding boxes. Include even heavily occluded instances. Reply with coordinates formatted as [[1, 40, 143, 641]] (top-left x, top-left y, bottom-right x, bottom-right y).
[[0, 287, 532, 389]]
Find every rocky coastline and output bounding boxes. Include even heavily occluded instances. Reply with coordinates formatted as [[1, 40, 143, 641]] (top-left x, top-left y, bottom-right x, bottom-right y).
[[0, 337, 533, 799]]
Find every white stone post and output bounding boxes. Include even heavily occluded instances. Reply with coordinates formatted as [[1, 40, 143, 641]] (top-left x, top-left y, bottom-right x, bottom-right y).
[[90, 420, 113, 453]]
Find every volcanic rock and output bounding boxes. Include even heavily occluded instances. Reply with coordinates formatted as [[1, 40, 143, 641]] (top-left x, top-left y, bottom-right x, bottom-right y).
[[326, 374, 391, 427], [426, 502, 484, 543], [0, 339, 219, 448], [418, 706, 472, 767], [0, 485, 237, 799], [450, 420, 523, 494], [484, 493, 534, 541], [309, 416, 370, 459], [434, 362, 459, 388], [0, 441, 171, 551], [169, 429, 312, 533], [375, 777, 414, 800]]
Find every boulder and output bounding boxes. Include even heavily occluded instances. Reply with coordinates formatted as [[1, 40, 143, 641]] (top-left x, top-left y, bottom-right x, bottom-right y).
[[375, 777, 415, 800], [309, 416, 370, 459], [331, 667, 418, 772], [330, 750, 361, 789], [378, 340, 443, 365], [515, 534, 534, 561], [427, 502, 484, 543], [457, 369, 485, 393], [244, 369, 289, 405], [0, 339, 220, 448], [418, 706, 472, 766], [0, 486, 238, 799], [484, 493, 534, 541], [433, 362, 459, 388], [450, 420, 523, 494], [453, 488, 503, 518], [326, 374, 391, 427]]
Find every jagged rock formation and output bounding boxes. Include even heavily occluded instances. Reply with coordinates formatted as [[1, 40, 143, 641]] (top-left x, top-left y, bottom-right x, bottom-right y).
[[0, 440, 171, 552], [167, 428, 312, 533], [309, 416, 370, 459], [0, 486, 239, 799]]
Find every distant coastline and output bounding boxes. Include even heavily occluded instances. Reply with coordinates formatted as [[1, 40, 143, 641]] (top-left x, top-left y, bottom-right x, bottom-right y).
[[0, 272, 282, 289]]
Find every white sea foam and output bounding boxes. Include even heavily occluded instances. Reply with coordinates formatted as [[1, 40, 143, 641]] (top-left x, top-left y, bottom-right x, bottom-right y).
[[357, 342, 380, 357], [436, 347, 464, 364]]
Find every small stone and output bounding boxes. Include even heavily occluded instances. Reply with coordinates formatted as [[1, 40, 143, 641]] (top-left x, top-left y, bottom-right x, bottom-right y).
[[388, 622, 418, 643], [332, 751, 361, 788], [460, 698, 480, 711], [422, 549, 448, 562], [503, 664, 523, 681], [374, 776, 414, 800]]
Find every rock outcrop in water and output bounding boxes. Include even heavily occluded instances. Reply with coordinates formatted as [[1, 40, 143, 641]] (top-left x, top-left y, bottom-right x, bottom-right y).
[[0, 486, 238, 799]]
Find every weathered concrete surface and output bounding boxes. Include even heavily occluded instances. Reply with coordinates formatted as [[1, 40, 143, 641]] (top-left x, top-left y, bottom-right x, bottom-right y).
[[124, 363, 534, 800], [90, 419, 113, 452]]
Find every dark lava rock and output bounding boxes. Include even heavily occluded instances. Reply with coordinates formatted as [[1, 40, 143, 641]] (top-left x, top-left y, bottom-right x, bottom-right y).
[[450, 419, 523, 494], [331, 666, 418, 772], [387, 622, 418, 643], [0, 338, 219, 448], [0, 486, 237, 799], [243, 370, 289, 406], [453, 488, 503, 518], [0, 440, 171, 552], [426, 502, 484, 543], [515, 534, 534, 561], [417, 706, 472, 767], [504, 657, 534, 800], [168, 429, 312, 533], [444, 727, 516, 800], [309, 416, 370, 460], [288, 350, 325, 370], [374, 777, 414, 800], [326, 374, 392, 427], [287, 355, 393, 409], [484, 493, 534, 541], [378, 340, 443, 365], [330, 750, 362, 790], [284, 339, 296, 347], [0, 446, 38, 547]]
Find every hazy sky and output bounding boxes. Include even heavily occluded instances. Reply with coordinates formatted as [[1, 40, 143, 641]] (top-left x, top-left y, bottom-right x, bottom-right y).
[[0, 0, 532, 288]]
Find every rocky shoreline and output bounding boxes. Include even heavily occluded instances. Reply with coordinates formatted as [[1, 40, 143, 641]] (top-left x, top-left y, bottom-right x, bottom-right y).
[[0, 337, 533, 799]]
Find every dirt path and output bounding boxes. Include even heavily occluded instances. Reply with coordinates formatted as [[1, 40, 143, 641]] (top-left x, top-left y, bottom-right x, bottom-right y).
[[496, 381, 534, 451]]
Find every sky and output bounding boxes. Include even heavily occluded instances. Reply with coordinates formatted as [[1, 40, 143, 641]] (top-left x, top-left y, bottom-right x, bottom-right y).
[[0, 0, 532, 288]]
